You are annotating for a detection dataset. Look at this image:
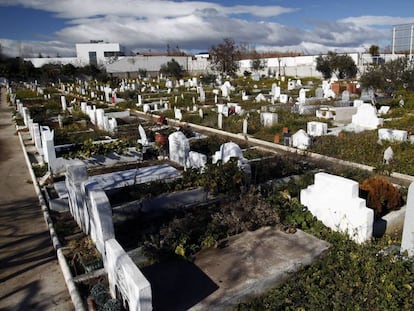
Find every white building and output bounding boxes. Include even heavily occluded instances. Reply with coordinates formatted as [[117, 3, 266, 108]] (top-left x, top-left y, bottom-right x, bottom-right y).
[[75, 42, 124, 66], [26, 41, 125, 68]]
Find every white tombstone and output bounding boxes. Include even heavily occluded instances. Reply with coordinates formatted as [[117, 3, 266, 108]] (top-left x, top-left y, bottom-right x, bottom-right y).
[[168, 131, 190, 168], [174, 108, 182, 121], [401, 182, 414, 256], [108, 118, 117, 134], [298, 88, 306, 104], [143, 104, 150, 113], [138, 124, 149, 146], [32, 123, 43, 156], [243, 118, 248, 135], [81, 101, 87, 113], [279, 94, 288, 104], [212, 142, 251, 173], [96, 109, 105, 129], [60, 95, 67, 111], [199, 87, 206, 103], [188, 151, 207, 169], [138, 94, 142, 106], [383, 146, 394, 164], [351, 103, 383, 129], [221, 84, 229, 97], [287, 80, 296, 91], [218, 113, 223, 129], [301, 172, 374, 243], [41, 127, 56, 171], [378, 106, 390, 115], [292, 129, 311, 150], [307, 121, 328, 137], [255, 93, 266, 103], [222, 106, 229, 117], [260, 112, 278, 127], [378, 129, 408, 143], [342, 90, 350, 102], [199, 108, 204, 119], [216, 104, 224, 114]]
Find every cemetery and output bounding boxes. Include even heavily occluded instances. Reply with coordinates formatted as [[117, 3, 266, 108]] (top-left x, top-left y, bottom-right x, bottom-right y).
[[7, 65, 414, 311]]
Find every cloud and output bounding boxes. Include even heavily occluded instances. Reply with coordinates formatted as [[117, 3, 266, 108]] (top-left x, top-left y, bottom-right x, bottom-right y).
[[0, 0, 410, 57], [340, 15, 414, 27]]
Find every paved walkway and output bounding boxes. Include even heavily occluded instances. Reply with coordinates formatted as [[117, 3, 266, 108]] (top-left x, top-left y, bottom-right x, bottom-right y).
[[0, 88, 73, 311]]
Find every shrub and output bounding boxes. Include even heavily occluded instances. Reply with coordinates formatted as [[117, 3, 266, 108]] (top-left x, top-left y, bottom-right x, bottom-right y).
[[359, 177, 403, 218]]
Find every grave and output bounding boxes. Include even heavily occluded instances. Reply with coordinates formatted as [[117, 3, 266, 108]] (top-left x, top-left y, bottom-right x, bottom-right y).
[[307, 121, 327, 137], [292, 129, 311, 150], [378, 128, 408, 143], [260, 112, 278, 127], [301, 172, 373, 243], [168, 131, 190, 168], [351, 103, 383, 130], [401, 182, 414, 256]]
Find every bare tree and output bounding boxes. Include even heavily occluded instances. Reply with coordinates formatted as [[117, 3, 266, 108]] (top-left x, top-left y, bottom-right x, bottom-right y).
[[209, 38, 241, 76]]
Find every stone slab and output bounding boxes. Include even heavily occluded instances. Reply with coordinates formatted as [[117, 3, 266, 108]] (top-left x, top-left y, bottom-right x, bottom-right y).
[[189, 227, 330, 310]]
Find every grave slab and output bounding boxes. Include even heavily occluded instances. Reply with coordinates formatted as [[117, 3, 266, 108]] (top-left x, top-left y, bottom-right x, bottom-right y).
[[189, 227, 330, 310]]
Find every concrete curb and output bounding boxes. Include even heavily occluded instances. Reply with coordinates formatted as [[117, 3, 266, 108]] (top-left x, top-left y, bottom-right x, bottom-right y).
[[17, 131, 85, 311]]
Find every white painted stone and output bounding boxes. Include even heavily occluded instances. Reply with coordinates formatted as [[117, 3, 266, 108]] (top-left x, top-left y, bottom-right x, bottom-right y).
[[188, 151, 207, 169], [61, 95, 67, 111], [168, 131, 190, 168], [279, 94, 288, 104], [218, 113, 223, 129], [301, 172, 373, 243], [292, 129, 311, 150], [401, 182, 414, 257], [138, 124, 149, 146], [351, 103, 383, 129], [307, 121, 327, 136], [378, 106, 390, 115], [378, 128, 408, 142], [106, 239, 152, 311], [143, 104, 150, 113], [243, 118, 248, 135], [260, 112, 278, 127], [255, 93, 266, 102], [298, 88, 307, 104], [174, 108, 182, 121], [383, 146, 394, 164]]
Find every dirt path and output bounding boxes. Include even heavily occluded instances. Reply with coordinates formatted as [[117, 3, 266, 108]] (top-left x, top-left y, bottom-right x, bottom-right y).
[[0, 88, 73, 311]]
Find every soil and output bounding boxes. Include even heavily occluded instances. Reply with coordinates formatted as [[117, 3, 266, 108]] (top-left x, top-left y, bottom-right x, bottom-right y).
[[0, 88, 73, 310]]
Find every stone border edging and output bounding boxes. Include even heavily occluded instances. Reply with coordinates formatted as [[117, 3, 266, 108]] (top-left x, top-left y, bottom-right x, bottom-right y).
[[17, 131, 85, 311]]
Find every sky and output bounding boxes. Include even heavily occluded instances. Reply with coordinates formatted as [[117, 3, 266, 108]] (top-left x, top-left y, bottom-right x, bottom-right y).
[[1, 0, 414, 58]]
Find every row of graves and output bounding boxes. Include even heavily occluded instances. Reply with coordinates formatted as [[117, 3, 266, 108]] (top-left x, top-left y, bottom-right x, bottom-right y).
[[12, 78, 414, 310]]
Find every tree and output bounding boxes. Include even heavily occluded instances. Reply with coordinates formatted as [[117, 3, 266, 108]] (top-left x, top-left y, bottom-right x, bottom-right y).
[[316, 52, 357, 79], [368, 45, 380, 64], [360, 56, 414, 91], [159, 58, 184, 79], [209, 38, 241, 76], [250, 50, 267, 72]]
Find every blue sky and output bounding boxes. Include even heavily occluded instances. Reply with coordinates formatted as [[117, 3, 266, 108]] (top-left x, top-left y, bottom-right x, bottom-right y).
[[1, 0, 414, 57]]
